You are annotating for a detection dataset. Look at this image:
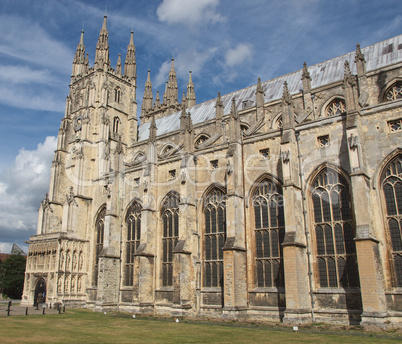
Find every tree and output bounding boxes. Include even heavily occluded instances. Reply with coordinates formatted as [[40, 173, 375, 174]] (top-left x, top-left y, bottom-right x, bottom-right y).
[[0, 255, 26, 299]]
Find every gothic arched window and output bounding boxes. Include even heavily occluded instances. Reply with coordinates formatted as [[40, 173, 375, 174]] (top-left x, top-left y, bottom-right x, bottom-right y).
[[311, 168, 359, 288], [252, 179, 285, 288], [384, 82, 402, 102], [195, 134, 210, 147], [94, 206, 106, 286], [115, 87, 121, 103], [325, 98, 346, 117], [124, 202, 141, 287], [204, 188, 226, 288], [161, 193, 180, 287], [381, 154, 402, 287], [113, 117, 120, 134]]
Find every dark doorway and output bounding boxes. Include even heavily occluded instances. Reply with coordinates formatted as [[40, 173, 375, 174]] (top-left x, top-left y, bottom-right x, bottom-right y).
[[34, 278, 46, 306]]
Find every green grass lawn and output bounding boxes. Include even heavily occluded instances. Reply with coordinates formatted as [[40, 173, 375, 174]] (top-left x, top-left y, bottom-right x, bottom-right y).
[[0, 309, 401, 344]]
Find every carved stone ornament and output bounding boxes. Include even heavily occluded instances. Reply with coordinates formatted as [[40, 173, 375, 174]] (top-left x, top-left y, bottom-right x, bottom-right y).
[[116, 135, 124, 154], [226, 160, 233, 175], [71, 144, 84, 160], [73, 115, 83, 132], [42, 193, 53, 213], [103, 142, 110, 160], [281, 150, 290, 163], [66, 186, 78, 206], [348, 133, 360, 150]]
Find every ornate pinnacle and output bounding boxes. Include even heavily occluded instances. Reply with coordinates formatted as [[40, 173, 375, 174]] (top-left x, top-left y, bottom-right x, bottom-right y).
[[302, 62, 311, 80], [282, 81, 292, 105], [354, 43, 365, 63], [230, 97, 239, 120], [149, 115, 157, 143], [343, 60, 356, 86], [216, 92, 223, 108], [256, 77, 264, 94]]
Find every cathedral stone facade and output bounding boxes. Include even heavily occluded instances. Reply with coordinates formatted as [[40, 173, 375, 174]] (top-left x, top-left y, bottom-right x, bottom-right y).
[[22, 17, 402, 327]]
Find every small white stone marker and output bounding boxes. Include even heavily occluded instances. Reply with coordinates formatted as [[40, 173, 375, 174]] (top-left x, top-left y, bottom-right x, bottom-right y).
[[293, 326, 298, 331], [132, 314, 136, 318], [175, 318, 179, 323], [104, 312, 107, 315]]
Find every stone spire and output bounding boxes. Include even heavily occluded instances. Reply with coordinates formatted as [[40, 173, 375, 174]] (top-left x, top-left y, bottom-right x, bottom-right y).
[[149, 115, 157, 143], [343, 61, 358, 112], [182, 91, 186, 108], [180, 105, 187, 132], [186, 71, 196, 108], [281, 81, 295, 130], [215, 92, 223, 121], [354, 43, 366, 77], [154, 90, 161, 108], [165, 59, 178, 107], [230, 97, 239, 120], [229, 97, 240, 141], [163, 82, 168, 104], [256, 77, 265, 108], [301, 62, 311, 93], [72, 30, 87, 77], [94, 16, 110, 71], [116, 54, 122, 76], [124, 31, 137, 81], [141, 70, 153, 116]]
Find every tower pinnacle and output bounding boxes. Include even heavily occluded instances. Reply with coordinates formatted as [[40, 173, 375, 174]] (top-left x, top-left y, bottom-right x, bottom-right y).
[[94, 16, 110, 71], [124, 31, 137, 82], [72, 30, 87, 77], [186, 71, 196, 108]]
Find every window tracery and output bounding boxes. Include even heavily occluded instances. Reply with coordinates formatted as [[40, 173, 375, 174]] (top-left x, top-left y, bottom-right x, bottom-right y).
[[325, 98, 346, 117], [381, 155, 402, 287], [124, 202, 141, 287], [252, 179, 285, 288], [161, 193, 179, 287], [115, 87, 121, 103], [384, 82, 402, 101], [113, 117, 120, 134], [311, 168, 359, 288], [195, 134, 209, 147], [94, 206, 106, 286], [204, 188, 226, 288]]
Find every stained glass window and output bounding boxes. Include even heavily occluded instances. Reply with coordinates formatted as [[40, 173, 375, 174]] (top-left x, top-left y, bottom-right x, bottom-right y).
[[252, 179, 285, 287], [311, 169, 359, 288], [204, 188, 226, 287], [382, 155, 402, 287], [124, 202, 141, 286]]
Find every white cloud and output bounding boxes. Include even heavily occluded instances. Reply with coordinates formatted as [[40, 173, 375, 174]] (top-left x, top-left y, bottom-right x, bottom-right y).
[[0, 136, 57, 248], [0, 66, 56, 85], [0, 15, 73, 73], [156, 0, 225, 26], [153, 47, 218, 91], [0, 242, 13, 254], [154, 60, 172, 91], [225, 43, 252, 67], [0, 83, 66, 112]]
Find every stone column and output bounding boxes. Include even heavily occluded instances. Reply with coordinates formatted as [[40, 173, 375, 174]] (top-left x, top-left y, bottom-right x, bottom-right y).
[[223, 139, 248, 317], [280, 82, 312, 324], [345, 112, 388, 327], [172, 154, 197, 315]]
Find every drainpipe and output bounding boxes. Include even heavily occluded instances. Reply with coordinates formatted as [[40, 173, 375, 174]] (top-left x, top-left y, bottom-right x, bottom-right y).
[[241, 133, 249, 307], [295, 131, 315, 322], [193, 155, 201, 315]]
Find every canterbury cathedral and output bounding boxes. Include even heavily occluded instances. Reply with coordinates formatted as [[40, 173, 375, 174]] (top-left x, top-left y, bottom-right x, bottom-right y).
[[21, 17, 402, 327]]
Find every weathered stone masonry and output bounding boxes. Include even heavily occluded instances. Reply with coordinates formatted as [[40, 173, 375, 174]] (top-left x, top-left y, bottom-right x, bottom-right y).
[[22, 17, 402, 328]]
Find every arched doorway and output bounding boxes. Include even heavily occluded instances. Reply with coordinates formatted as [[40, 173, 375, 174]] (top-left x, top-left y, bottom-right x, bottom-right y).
[[34, 278, 46, 306]]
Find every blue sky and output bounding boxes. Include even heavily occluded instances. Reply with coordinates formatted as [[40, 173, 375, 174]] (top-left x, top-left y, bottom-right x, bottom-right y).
[[0, 0, 401, 253]]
